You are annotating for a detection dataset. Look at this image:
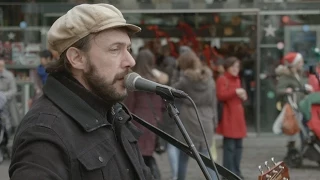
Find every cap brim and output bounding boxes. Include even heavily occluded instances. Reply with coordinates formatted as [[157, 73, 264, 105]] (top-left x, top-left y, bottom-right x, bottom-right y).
[[104, 23, 141, 34], [123, 23, 141, 34]]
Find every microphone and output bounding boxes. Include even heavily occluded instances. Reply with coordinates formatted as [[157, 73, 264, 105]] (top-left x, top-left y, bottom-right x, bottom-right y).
[[125, 72, 188, 99]]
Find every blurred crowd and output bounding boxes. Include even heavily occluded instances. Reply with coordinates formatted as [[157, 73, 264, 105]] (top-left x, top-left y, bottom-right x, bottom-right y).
[[1, 38, 320, 180], [124, 40, 248, 180]]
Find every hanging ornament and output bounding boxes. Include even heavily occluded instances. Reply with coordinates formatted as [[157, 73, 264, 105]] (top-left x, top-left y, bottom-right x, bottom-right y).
[[277, 42, 284, 50], [224, 27, 234, 36], [264, 24, 277, 37], [267, 91, 275, 99], [8, 32, 16, 40], [19, 21, 27, 29], [213, 14, 220, 24], [231, 16, 241, 26], [282, 16, 290, 24], [303, 25, 310, 32]]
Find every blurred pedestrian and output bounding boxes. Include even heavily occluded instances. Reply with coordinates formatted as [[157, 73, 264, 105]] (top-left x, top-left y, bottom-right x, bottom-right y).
[[216, 56, 247, 179], [276, 52, 312, 163], [34, 50, 53, 100], [124, 49, 168, 180], [172, 50, 218, 180]]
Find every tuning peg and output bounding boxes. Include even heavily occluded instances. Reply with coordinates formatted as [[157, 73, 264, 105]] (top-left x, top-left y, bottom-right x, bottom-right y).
[[266, 174, 272, 179], [258, 165, 264, 174], [271, 157, 276, 165], [265, 161, 270, 170]]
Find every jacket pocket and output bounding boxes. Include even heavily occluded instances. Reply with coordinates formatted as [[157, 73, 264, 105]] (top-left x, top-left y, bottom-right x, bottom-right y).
[[77, 140, 119, 180]]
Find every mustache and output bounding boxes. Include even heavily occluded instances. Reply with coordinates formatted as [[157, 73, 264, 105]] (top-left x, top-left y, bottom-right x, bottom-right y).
[[113, 69, 132, 84]]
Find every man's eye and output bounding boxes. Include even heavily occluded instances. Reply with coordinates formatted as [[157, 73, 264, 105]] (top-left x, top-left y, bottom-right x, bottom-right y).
[[111, 48, 119, 51], [127, 48, 132, 53]]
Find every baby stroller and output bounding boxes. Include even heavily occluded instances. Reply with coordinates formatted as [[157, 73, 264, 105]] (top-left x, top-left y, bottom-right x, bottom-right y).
[[0, 92, 8, 164], [298, 92, 320, 167], [273, 89, 320, 168]]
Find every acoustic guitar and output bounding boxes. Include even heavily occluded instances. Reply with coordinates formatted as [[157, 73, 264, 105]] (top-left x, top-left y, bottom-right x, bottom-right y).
[[258, 157, 290, 180]]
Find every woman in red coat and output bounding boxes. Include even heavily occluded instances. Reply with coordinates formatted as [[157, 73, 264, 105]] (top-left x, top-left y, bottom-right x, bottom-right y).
[[216, 57, 247, 179]]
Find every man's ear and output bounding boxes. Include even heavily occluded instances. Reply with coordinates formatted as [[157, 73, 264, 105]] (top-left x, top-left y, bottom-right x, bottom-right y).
[[66, 47, 87, 70]]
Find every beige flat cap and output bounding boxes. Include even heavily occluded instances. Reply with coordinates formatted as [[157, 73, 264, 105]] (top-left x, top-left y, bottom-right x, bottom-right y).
[[47, 4, 141, 55]]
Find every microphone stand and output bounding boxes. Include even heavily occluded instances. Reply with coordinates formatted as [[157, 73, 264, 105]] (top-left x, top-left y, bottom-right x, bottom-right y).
[[156, 87, 211, 180]]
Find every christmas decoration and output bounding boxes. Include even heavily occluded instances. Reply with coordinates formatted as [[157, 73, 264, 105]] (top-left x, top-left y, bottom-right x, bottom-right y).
[[8, 32, 15, 40], [177, 22, 199, 52], [224, 27, 234, 36], [147, 25, 178, 57], [277, 42, 284, 50], [264, 24, 277, 37], [313, 47, 320, 62]]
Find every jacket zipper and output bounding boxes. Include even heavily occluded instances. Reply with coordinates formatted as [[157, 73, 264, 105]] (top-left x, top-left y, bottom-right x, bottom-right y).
[[111, 107, 118, 142]]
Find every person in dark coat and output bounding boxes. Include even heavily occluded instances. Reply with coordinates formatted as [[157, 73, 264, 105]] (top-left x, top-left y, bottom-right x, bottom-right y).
[[124, 49, 168, 179], [9, 4, 154, 180]]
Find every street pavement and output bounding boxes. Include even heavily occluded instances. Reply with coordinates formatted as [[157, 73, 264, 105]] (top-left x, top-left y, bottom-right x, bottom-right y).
[[0, 134, 320, 180]]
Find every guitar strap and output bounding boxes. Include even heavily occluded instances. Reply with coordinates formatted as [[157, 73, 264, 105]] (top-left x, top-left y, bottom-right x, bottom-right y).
[[131, 113, 241, 180]]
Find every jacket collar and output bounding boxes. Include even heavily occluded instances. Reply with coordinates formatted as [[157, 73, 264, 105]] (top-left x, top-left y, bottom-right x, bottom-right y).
[[43, 75, 112, 132], [224, 71, 239, 80]]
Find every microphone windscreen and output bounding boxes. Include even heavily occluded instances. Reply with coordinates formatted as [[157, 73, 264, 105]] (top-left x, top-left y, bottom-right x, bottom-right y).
[[125, 72, 141, 91]]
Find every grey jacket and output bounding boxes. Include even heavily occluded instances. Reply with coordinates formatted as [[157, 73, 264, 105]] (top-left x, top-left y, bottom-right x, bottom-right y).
[[0, 69, 17, 100], [172, 67, 217, 149]]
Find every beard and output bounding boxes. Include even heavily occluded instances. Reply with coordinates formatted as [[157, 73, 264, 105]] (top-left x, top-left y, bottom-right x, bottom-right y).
[[83, 59, 129, 103]]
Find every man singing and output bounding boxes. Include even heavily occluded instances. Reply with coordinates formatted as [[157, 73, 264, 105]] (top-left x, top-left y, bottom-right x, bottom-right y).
[[9, 4, 154, 180]]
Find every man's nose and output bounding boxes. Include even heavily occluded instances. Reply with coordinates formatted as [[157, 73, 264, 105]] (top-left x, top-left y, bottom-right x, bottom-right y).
[[123, 51, 136, 68]]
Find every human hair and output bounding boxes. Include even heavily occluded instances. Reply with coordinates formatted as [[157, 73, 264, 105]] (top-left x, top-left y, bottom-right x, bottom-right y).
[[133, 49, 156, 81], [46, 34, 93, 74], [177, 50, 201, 71], [0, 55, 4, 62], [223, 56, 240, 70]]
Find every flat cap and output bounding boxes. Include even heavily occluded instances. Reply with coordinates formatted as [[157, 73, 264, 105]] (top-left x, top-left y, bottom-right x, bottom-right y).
[[47, 4, 141, 55]]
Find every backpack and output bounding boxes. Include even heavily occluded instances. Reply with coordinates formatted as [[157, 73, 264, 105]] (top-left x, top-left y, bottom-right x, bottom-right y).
[[217, 76, 228, 122]]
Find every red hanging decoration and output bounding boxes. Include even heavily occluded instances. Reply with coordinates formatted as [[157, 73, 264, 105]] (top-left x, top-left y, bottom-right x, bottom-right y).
[[177, 21, 199, 52], [147, 25, 178, 58]]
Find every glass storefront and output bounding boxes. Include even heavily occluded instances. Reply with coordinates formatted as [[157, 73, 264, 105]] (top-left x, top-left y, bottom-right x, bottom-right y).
[[1, 0, 320, 133], [259, 12, 320, 132]]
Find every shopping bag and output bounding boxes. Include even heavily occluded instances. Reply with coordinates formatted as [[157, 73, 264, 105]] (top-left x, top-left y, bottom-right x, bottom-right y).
[[282, 104, 300, 135], [210, 138, 217, 161]]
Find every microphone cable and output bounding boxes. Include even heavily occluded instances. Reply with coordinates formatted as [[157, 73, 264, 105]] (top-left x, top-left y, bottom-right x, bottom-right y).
[[186, 95, 221, 180]]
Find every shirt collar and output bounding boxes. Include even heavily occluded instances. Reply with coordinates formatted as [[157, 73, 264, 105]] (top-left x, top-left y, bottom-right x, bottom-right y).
[[43, 74, 113, 132]]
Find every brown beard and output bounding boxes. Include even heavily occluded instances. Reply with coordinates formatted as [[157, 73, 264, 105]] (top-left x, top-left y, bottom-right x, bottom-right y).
[[83, 59, 129, 103]]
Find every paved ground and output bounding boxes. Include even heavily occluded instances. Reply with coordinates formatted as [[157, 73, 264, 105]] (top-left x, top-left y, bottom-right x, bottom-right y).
[[1, 134, 319, 180]]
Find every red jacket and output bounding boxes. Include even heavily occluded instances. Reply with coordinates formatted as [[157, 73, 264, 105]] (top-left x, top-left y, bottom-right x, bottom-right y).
[[308, 105, 320, 139], [308, 67, 320, 92], [215, 72, 247, 138]]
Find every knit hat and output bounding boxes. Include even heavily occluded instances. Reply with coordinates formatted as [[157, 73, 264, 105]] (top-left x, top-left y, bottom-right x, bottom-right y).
[[179, 46, 192, 55], [47, 4, 141, 55], [282, 52, 303, 67]]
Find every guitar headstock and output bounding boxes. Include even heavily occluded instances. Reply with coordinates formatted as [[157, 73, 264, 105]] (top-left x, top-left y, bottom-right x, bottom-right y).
[[258, 157, 290, 180]]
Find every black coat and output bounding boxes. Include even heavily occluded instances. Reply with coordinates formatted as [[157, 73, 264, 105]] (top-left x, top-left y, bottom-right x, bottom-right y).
[[9, 75, 154, 180]]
